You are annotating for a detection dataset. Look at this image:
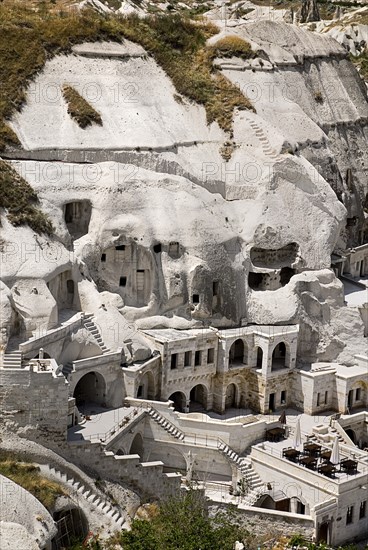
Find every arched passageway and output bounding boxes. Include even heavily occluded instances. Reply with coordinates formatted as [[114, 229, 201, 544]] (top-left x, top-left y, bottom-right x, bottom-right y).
[[189, 384, 207, 412], [271, 342, 287, 371], [129, 433, 144, 459], [229, 339, 247, 366], [290, 497, 306, 515], [149, 445, 187, 474], [257, 495, 276, 510], [53, 507, 88, 548], [225, 383, 238, 409], [256, 494, 290, 512], [137, 371, 155, 399], [256, 347, 263, 369], [73, 371, 106, 407], [169, 391, 186, 412]]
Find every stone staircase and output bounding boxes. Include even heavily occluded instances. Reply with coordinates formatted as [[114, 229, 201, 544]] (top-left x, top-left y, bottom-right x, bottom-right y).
[[311, 421, 354, 447], [2, 351, 23, 369], [245, 116, 281, 160], [83, 314, 110, 354], [148, 407, 185, 440], [218, 442, 265, 501], [41, 463, 126, 529], [147, 408, 266, 505]]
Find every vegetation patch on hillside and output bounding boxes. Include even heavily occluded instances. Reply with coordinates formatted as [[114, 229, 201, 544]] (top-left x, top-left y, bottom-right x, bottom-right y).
[[0, 1, 253, 149], [351, 51, 368, 83], [0, 160, 53, 234], [0, 452, 65, 510], [209, 35, 253, 60], [62, 85, 103, 128]]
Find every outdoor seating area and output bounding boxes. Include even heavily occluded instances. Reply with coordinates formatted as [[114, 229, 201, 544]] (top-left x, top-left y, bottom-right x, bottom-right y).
[[340, 458, 358, 475], [281, 439, 359, 479], [265, 427, 286, 442]]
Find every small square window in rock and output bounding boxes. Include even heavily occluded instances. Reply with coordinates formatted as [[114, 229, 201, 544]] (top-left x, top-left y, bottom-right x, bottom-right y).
[[153, 243, 162, 253], [101, 253, 106, 262], [119, 277, 127, 287], [192, 294, 200, 304], [115, 245, 125, 251], [168, 241, 179, 257]]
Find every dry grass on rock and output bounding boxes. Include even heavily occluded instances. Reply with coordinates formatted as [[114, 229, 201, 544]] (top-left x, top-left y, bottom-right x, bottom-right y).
[[62, 85, 103, 128], [0, 452, 65, 510], [0, 160, 53, 234]]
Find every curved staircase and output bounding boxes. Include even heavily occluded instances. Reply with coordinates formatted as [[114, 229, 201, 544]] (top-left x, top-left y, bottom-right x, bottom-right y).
[[40, 464, 127, 529]]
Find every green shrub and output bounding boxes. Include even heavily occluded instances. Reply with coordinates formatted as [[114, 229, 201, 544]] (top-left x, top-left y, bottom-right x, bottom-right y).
[[119, 489, 243, 550], [0, 160, 53, 234]]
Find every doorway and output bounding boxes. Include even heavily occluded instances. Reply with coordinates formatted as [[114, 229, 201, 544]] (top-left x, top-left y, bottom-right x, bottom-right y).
[[348, 389, 354, 410], [269, 393, 275, 412]]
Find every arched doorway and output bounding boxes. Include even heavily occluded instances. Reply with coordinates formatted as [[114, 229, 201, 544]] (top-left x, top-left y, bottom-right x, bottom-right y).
[[137, 371, 155, 399], [149, 445, 187, 474], [169, 391, 186, 412], [256, 347, 263, 369], [256, 495, 276, 510], [317, 522, 330, 544], [54, 507, 88, 547], [129, 433, 144, 459], [290, 496, 306, 515], [225, 383, 238, 409], [272, 342, 287, 371], [73, 372, 106, 407], [229, 339, 247, 366], [345, 428, 357, 444], [189, 385, 207, 411]]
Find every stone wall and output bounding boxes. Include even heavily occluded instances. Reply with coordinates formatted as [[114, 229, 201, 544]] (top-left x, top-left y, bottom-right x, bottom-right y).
[[66, 440, 181, 501], [0, 366, 69, 441], [208, 502, 314, 541]]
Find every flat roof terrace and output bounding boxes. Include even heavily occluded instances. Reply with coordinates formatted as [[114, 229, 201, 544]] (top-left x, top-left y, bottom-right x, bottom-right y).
[[217, 324, 299, 340], [252, 418, 368, 485], [143, 328, 216, 343]]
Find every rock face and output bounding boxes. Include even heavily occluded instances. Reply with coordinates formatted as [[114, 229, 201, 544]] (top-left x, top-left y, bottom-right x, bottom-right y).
[[0, 474, 57, 549], [1, 21, 367, 364], [300, 0, 320, 23]]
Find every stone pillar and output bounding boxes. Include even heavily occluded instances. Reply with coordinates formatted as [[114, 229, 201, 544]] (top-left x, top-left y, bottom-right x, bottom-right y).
[[39, 348, 44, 360]]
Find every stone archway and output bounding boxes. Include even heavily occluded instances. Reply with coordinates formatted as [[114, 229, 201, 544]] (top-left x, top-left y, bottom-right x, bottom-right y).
[[189, 384, 208, 411], [290, 496, 306, 514], [149, 444, 187, 474], [225, 383, 238, 409], [229, 339, 248, 367], [129, 433, 144, 459], [256, 347, 263, 369], [256, 494, 276, 509], [54, 506, 88, 547], [73, 371, 106, 407], [169, 391, 187, 412], [272, 342, 287, 370]]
